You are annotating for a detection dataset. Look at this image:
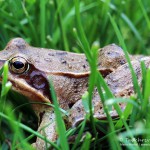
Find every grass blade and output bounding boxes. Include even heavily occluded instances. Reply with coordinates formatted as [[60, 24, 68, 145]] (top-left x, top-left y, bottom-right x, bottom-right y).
[[81, 132, 91, 150], [40, 0, 46, 47], [49, 78, 69, 150], [54, 0, 69, 51], [71, 117, 87, 150], [21, 1, 38, 45], [121, 13, 143, 42], [74, 0, 98, 136], [109, 13, 143, 127], [0, 110, 59, 149], [138, 0, 150, 30], [142, 69, 150, 113]]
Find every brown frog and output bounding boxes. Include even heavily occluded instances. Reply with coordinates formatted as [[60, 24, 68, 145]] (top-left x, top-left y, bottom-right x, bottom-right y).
[[0, 38, 148, 149]]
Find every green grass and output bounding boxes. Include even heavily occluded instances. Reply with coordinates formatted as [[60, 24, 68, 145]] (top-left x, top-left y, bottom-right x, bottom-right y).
[[1, 0, 150, 150]]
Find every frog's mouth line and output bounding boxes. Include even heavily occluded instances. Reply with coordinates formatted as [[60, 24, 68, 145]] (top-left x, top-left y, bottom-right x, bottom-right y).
[[0, 76, 51, 103]]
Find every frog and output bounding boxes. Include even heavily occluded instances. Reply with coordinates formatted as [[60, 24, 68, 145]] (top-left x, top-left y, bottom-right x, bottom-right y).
[[0, 38, 149, 150]]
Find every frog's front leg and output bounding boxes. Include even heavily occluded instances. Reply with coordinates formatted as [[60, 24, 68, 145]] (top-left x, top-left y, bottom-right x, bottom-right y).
[[32, 107, 57, 150]]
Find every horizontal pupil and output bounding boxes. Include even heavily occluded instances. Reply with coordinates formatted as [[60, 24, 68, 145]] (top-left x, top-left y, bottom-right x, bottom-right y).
[[13, 61, 24, 69]]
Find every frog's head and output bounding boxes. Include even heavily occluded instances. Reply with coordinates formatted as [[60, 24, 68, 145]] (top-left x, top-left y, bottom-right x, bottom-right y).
[[0, 38, 51, 103]]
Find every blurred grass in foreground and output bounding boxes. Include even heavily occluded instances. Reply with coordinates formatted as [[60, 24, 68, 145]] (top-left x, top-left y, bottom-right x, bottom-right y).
[[0, 0, 150, 54], [0, 0, 150, 150]]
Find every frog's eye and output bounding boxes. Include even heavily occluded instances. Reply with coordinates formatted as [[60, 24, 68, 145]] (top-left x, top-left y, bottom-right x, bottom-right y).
[[9, 56, 29, 74]]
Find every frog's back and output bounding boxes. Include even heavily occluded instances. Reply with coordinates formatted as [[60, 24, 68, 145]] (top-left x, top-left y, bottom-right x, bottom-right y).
[[1, 38, 127, 77], [1, 38, 90, 75], [106, 58, 150, 97]]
